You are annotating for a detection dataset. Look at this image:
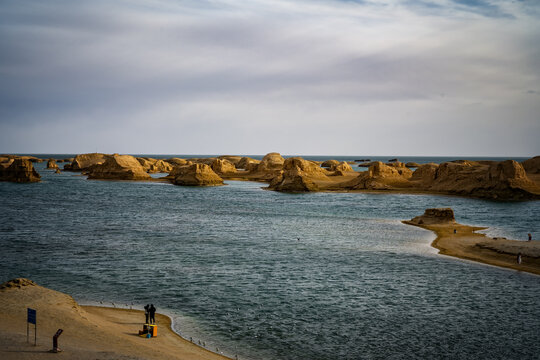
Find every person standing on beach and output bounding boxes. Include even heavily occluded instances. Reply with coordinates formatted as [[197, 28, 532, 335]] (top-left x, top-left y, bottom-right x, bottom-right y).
[[517, 253, 522, 265], [144, 304, 150, 324], [528, 233, 532, 241], [149, 304, 156, 324]]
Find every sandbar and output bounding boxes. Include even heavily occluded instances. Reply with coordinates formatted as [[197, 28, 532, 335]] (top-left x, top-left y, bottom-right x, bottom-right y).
[[403, 219, 540, 275]]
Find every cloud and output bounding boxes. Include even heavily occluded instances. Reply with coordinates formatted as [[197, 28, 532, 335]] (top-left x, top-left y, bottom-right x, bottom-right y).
[[0, 0, 539, 155]]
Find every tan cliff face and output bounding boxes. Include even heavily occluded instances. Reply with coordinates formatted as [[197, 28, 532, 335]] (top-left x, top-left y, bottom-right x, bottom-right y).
[[137, 158, 173, 173], [344, 162, 413, 190], [522, 156, 540, 174], [331, 162, 354, 172], [425, 160, 537, 200], [1, 152, 538, 198], [0, 158, 41, 183], [236, 157, 260, 170], [211, 159, 237, 175], [171, 163, 224, 186], [246, 152, 285, 181], [46, 158, 59, 169], [268, 157, 331, 192], [409, 163, 438, 185], [257, 152, 285, 171], [87, 154, 151, 180], [321, 159, 340, 168], [64, 153, 108, 171]]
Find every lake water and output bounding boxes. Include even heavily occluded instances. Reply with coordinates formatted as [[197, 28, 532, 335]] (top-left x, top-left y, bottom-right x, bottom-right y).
[[1, 156, 539, 360]]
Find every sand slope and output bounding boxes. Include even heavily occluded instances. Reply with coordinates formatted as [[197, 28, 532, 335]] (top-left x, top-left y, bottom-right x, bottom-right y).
[[0, 279, 230, 360]]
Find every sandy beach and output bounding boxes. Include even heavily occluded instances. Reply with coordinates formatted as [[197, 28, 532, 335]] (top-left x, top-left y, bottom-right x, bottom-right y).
[[0, 279, 231, 360], [403, 211, 540, 275]]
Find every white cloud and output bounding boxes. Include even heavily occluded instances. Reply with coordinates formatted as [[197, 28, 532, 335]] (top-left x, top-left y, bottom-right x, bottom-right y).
[[1, 0, 539, 155]]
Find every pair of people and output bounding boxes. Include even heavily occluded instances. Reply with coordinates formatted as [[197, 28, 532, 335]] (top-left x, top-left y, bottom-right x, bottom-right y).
[[144, 304, 156, 324]]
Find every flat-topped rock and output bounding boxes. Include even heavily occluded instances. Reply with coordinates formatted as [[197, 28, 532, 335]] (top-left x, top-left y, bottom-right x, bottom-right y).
[[344, 161, 412, 190], [268, 157, 330, 192], [65, 153, 108, 171], [408, 208, 456, 225], [171, 163, 224, 186], [87, 154, 151, 180], [211, 159, 237, 175], [405, 162, 420, 168]]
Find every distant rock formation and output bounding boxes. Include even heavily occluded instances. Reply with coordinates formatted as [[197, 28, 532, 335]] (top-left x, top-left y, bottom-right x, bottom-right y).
[[407, 208, 456, 225], [268, 157, 330, 192], [64, 153, 108, 171], [430, 160, 536, 200], [236, 157, 260, 170], [171, 163, 224, 186], [0, 158, 41, 183], [0, 155, 42, 163], [185, 157, 216, 166], [321, 160, 340, 168], [345, 161, 413, 190], [137, 158, 173, 173], [522, 156, 540, 174], [211, 159, 237, 176], [257, 152, 285, 171], [46, 158, 59, 169], [331, 162, 353, 172], [167, 158, 191, 167], [405, 162, 420, 168], [217, 156, 242, 167], [153, 160, 173, 173], [248, 152, 285, 180], [410, 163, 439, 186], [55, 168, 61, 174], [87, 154, 151, 180]]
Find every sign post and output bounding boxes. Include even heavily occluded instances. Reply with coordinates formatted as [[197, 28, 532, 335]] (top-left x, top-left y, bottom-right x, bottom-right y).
[[52, 329, 63, 353], [27, 308, 37, 346]]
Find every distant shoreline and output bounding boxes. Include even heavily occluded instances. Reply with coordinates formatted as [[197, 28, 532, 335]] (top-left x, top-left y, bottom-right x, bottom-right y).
[[403, 220, 540, 275]]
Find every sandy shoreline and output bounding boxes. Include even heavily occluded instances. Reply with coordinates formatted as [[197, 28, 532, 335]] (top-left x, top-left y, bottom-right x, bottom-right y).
[[403, 218, 540, 275], [0, 279, 232, 360]]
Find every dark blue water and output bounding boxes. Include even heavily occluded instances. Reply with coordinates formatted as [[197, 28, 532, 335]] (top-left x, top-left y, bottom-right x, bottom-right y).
[[1, 159, 539, 360]]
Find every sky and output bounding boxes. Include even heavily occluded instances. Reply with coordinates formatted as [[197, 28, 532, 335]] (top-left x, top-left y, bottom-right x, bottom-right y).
[[0, 0, 539, 156]]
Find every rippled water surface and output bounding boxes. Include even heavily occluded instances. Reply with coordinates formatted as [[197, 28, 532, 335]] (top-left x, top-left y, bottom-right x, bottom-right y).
[[1, 159, 539, 360]]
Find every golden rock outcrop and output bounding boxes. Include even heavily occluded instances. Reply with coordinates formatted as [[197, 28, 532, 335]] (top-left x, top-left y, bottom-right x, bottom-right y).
[[268, 157, 331, 192], [522, 156, 540, 174], [171, 163, 224, 186], [0, 158, 41, 183], [345, 162, 413, 190], [87, 154, 151, 180], [211, 159, 237, 176], [64, 153, 108, 171], [46, 158, 59, 169]]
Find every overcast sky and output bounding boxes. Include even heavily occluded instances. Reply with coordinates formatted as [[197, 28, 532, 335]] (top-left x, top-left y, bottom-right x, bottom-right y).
[[1, 0, 539, 156]]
